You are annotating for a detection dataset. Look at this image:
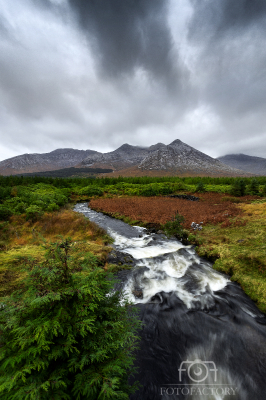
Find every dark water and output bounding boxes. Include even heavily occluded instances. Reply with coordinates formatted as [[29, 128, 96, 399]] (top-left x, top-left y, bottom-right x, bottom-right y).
[[74, 203, 266, 400]]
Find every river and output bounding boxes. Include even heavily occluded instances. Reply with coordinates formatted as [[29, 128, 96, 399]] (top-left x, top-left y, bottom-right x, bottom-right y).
[[74, 203, 266, 400]]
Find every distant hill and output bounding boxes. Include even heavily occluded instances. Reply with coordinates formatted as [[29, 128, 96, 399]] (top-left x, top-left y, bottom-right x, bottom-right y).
[[0, 148, 100, 176], [217, 154, 266, 176]]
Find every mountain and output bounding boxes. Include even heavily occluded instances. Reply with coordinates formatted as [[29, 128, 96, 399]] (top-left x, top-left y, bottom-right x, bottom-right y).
[[0, 141, 254, 177], [0, 148, 100, 175], [80, 143, 166, 170], [217, 154, 266, 176], [137, 139, 249, 176]]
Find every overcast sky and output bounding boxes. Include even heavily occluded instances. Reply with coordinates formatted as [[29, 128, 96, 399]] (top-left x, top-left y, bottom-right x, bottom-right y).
[[1, 0, 266, 161]]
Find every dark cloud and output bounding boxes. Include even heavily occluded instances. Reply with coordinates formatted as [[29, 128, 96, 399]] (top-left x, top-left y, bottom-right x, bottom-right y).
[[0, 0, 266, 161], [184, 0, 266, 158], [67, 0, 181, 86], [189, 0, 266, 41]]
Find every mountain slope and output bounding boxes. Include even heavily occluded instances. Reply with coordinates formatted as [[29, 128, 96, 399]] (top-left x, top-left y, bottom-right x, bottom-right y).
[[0, 148, 100, 175], [80, 143, 166, 170], [217, 154, 266, 176], [137, 139, 250, 176], [0, 141, 256, 177]]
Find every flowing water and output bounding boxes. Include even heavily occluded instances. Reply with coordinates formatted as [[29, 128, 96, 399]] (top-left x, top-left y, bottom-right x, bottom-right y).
[[74, 203, 266, 400]]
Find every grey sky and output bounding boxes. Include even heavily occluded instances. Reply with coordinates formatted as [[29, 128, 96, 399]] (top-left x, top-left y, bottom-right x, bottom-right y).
[[0, 0, 265, 161]]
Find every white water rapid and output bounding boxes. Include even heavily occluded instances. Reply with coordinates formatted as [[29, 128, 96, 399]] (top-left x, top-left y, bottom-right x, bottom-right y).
[[74, 203, 266, 400]]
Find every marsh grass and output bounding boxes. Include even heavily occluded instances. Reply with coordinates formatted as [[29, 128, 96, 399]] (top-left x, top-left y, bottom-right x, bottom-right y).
[[0, 208, 112, 296], [193, 201, 266, 312]]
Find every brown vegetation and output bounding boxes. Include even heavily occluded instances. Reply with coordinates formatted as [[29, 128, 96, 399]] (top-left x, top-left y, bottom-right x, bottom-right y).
[[90, 193, 259, 229], [3, 209, 108, 248], [0, 209, 111, 296]]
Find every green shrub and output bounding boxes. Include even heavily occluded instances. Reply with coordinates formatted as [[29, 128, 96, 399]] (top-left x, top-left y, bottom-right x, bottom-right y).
[[79, 186, 104, 197], [195, 181, 206, 193], [53, 194, 68, 206], [25, 205, 44, 222], [163, 211, 185, 238], [0, 187, 11, 201], [0, 239, 140, 399], [230, 179, 246, 197], [14, 202, 27, 214], [0, 206, 12, 221], [47, 203, 60, 212], [173, 182, 187, 191], [140, 187, 157, 196], [246, 178, 260, 196]]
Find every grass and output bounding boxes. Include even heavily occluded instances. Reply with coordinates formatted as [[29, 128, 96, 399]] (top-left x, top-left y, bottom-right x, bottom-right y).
[[1, 184, 266, 313], [92, 193, 266, 313], [0, 207, 113, 296], [191, 200, 266, 312]]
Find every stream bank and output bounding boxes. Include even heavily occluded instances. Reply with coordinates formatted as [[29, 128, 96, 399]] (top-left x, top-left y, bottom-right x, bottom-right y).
[[74, 203, 266, 400]]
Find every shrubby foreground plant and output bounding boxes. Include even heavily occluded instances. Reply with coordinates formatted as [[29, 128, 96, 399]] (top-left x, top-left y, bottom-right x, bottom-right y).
[[163, 211, 185, 238], [0, 238, 140, 399]]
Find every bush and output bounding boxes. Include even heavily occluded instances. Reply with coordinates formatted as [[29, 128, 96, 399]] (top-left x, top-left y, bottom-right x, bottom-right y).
[[25, 205, 44, 222], [195, 181, 206, 193], [14, 202, 27, 214], [79, 186, 104, 197], [0, 205, 12, 221], [53, 194, 68, 206], [246, 178, 260, 196], [140, 187, 157, 196], [0, 187, 11, 201], [0, 239, 140, 399], [163, 211, 185, 238], [46, 203, 60, 212], [230, 179, 246, 197]]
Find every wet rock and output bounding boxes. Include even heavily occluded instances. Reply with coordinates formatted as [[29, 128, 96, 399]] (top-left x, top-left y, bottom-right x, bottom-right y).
[[168, 194, 199, 201], [107, 250, 135, 266], [146, 228, 157, 234], [132, 289, 143, 299], [191, 221, 203, 230]]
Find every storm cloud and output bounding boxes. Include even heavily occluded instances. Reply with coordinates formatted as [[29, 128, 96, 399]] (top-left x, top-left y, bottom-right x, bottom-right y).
[[0, 0, 266, 161], [68, 0, 175, 79]]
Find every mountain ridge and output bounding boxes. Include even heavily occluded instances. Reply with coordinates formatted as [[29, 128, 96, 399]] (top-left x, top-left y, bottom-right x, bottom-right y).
[[217, 154, 266, 176], [0, 141, 256, 177], [0, 148, 100, 175]]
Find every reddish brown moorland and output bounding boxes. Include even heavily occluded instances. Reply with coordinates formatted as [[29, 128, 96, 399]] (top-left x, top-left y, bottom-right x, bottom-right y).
[[90, 193, 258, 229]]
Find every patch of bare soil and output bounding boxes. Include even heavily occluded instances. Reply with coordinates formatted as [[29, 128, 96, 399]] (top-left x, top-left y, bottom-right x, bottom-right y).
[[90, 193, 259, 229]]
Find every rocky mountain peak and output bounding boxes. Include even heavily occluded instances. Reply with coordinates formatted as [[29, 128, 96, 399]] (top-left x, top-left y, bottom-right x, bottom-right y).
[[169, 139, 183, 146], [138, 139, 248, 176], [148, 143, 166, 151]]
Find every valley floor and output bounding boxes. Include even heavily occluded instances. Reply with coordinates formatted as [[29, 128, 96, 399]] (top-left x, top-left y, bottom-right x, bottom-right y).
[[90, 194, 266, 312], [1, 191, 266, 312]]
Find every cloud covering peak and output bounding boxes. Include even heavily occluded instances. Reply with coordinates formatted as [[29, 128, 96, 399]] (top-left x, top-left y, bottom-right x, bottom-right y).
[[0, 0, 265, 161]]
